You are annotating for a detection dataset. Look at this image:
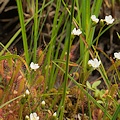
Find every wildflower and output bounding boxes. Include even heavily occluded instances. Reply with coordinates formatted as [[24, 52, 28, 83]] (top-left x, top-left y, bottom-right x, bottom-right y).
[[41, 100, 45, 105], [53, 112, 57, 117], [41, 100, 45, 108], [30, 62, 39, 71], [114, 52, 120, 59], [104, 15, 114, 25], [25, 89, 30, 95], [71, 28, 82, 36], [91, 15, 99, 23], [25, 115, 29, 120], [30, 112, 39, 120], [88, 58, 101, 69]]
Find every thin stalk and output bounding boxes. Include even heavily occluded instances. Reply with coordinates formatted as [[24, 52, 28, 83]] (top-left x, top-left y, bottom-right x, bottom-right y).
[[87, 89, 92, 120], [98, 68, 110, 89], [33, 0, 38, 62], [0, 95, 23, 109], [112, 104, 120, 120], [81, 0, 103, 82], [19, 104, 24, 120], [49, 11, 65, 89], [60, 0, 74, 119], [44, 0, 62, 90], [16, 0, 29, 65], [75, 0, 81, 27], [81, 0, 91, 80]]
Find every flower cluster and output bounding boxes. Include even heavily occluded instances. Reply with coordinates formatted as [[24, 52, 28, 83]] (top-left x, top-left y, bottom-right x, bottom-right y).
[[72, 15, 114, 37], [88, 52, 120, 69], [91, 15, 114, 25]]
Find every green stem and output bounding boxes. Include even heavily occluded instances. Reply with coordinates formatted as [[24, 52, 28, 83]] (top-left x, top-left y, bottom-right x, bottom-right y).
[[60, 0, 75, 119], [16, 0, 29, 65], [33, 0, 38, 62]]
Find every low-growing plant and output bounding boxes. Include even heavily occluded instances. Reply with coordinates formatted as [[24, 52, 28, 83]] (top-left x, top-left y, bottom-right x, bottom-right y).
[[0, 0, 120, 120]]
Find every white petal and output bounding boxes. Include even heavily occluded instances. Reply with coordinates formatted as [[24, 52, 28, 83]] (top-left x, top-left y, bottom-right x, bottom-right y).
[[25, 89, 30, 95], [53, 112, 57, 117], [88, 58, 101, 69], [30, 62, 39, 70], [104, 15, 114, 25], [91, 15, 99, 23], [114, 52, 120, 59], [30, 112, 39, 120], [41, 100, 45, 105], [71, 28, 82, 36]]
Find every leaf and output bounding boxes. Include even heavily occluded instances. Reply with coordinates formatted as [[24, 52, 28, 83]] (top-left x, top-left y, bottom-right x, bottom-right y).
[[17, 76, 25, 95], [92, 80, 101, 89], [35, 75, 44, 86], [97, 100, 104, 104], [86, 81, 92, 89], [95, 89, 100, 97], [38, 49, 44, 66], [0, 89, 3, 99], [112, 104, 120, 120]]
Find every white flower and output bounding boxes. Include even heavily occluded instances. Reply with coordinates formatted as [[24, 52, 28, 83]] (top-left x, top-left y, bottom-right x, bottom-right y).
[[88, 58, 101, 69], [91, 15, 99, 23], [25, 89, 30, 95], [53, 112, 57, 117], [104, 15, 114, 25], [114, 52, 120, 59], [71, 28, 82, 36], [41, 100, 45, 105], [30, 62, 39, 71], [41, 100, 45, 108], [30, 112, 39, 120], [25, 115, 29, 120]]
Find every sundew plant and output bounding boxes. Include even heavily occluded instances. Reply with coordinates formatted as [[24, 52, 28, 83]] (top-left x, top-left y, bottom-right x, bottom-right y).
[[0, 0, 120, 120]]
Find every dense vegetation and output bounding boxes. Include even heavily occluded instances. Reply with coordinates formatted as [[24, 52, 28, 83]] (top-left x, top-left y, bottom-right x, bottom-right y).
[[0, 0, 120, 119]]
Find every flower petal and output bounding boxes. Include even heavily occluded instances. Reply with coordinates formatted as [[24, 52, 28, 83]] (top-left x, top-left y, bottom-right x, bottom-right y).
[[30, 62, 39, 70], [71, 28, 82, 36], [88, 58, 101, 69], [91, 15, 99, 23], [114, 52, 120, 59], [104, 15, 114, 25]]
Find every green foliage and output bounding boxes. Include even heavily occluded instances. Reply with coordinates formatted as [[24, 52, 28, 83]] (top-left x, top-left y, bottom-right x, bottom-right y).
[[0, 0, 120, 119], [86, 81, 106, 103]]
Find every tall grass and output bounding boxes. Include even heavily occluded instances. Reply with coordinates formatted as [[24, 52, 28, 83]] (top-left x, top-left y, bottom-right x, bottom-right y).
[[0, 0, 120, 119], [16, 0, 30, 65]]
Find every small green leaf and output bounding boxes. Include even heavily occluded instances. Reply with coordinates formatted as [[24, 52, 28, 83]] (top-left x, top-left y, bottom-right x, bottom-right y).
[[95, 89, 100, 97], [92, 80, 101, 89], [97, 100, 104, 104], [86, 81, 92, 89]]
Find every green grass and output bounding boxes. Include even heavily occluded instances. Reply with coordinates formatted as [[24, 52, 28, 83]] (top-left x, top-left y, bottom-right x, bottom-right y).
[[0, 0, 120, 119]]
